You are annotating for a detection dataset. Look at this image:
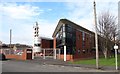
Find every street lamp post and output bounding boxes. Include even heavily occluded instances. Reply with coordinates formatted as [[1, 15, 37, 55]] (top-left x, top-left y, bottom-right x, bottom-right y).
[[114, 44, 118, 70], [93, 0, 99, 69], [9, 29, 12, 54]]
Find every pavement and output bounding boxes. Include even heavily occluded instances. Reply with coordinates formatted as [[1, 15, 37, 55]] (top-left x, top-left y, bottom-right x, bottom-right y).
[[1, 57, 120, 72], [1, 60, 104, 72], [23, 57, 120, 71]]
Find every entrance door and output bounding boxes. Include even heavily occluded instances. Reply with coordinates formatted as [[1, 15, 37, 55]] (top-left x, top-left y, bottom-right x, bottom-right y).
[[26, 49, 32, 60]]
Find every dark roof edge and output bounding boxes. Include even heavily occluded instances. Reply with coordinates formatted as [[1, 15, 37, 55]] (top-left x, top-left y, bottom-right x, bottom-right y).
[[63, 19, 94, 34], [52, 19, 63, 37], [52, 19, 94, 37]]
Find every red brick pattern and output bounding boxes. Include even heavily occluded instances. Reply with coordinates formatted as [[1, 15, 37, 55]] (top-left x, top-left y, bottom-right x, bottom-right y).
[[59, 54, 73, 61], [53, 37, 56, 49], [74, 30, 95, 59], [41, 39, 51, 48], [5, 49, 32, 60]]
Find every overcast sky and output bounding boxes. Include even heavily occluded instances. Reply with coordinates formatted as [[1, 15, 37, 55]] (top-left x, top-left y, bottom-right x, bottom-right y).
[[0, 0, 119, 45]]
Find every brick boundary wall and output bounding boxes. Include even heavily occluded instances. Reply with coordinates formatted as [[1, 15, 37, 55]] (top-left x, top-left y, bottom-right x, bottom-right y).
[[5, 49, 32, 60], [5, 49, 26, 60]]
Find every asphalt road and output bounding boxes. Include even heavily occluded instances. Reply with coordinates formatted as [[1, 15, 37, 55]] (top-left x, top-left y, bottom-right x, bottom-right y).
[[1, 59, 119, 72]]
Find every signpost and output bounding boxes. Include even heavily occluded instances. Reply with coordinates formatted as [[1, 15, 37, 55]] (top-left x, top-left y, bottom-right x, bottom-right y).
[[114, 44, 118, 70]]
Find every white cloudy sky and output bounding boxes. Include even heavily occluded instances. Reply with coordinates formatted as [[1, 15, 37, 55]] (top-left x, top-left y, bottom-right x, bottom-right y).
[[0, 0, 119, 45]]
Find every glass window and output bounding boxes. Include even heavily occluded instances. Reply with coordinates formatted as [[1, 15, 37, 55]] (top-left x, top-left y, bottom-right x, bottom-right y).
[[34, 44, 40, 47], [67, 33, 72, 38], [67, 27, 72, 33], [82, 49, 85, 53], [37, 27, 39, 30], [63, 32, 65, 37], [63, 24, 65, 32], [66, 25, 73, 33], [82, 32, 85, 41], [78, 49, 80, 53], [82, 32, 85, 48]]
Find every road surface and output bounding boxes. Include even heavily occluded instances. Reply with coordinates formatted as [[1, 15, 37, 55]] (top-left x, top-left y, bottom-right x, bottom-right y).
[[1, 59, 119, 72]]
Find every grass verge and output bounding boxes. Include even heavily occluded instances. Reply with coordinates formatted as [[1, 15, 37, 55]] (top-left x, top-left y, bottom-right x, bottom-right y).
[[70, 54, 120, 66]]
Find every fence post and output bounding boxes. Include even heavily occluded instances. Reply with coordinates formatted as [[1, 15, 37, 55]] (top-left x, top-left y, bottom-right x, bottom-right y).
[[32, 51, 34, 59], [54, 49, 56, 59], [59, 49, 60, 59], [43, 49, 45, 59]]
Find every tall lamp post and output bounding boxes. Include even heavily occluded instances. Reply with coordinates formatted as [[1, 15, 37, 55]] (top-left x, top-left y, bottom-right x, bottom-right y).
[[114, 44, 118, 70], [9, 29, 12, 54], [93, 0, 99, 69]]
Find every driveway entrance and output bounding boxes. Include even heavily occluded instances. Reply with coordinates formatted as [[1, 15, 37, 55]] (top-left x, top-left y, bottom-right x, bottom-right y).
[[34, 48, 60, 60]]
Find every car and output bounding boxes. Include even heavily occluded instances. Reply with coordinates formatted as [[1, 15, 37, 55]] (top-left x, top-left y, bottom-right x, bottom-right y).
[[0, 53, 6, 60]]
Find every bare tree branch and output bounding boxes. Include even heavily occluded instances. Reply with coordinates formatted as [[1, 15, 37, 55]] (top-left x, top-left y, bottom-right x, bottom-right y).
[[97, 11, 118, 58]]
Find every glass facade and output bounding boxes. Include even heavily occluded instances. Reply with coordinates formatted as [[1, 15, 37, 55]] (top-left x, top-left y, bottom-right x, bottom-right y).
[[56, 24, 76, 55], [55, 23, 94, 56], [66, 24, 76, 54]]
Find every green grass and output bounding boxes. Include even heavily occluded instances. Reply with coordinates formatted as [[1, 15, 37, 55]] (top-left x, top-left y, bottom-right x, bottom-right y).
[[70, 55, 120, 66]]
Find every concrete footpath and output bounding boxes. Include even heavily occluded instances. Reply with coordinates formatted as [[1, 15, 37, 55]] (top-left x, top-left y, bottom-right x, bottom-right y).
[[22, 57, 120, 72]]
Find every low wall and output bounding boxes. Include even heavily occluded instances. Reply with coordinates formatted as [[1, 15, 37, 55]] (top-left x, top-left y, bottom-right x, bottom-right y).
[[5, 54, 26, 60], [59, 54, 73, 61], [5, 49, 28, 60]]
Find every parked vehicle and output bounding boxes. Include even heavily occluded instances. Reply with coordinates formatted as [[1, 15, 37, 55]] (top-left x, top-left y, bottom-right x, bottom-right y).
[[0, 53, 6, 60]]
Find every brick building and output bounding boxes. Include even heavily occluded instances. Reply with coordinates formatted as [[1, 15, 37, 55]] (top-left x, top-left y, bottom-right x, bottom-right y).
[[40, 37, 53, 48], [52, 19, 98, 61]]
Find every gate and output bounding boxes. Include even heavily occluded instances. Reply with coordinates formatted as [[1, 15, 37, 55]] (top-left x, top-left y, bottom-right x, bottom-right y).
[[35, 48, 61, 59]]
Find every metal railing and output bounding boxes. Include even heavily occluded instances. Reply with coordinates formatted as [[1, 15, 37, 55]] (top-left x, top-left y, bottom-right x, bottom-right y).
[[3, 49, 24, 55], [40, 48, 61, 59]]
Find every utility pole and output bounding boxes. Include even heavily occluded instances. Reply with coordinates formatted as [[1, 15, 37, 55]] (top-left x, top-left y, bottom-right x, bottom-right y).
[[10, 29, 12, 54], [93, 0, 99, 69]]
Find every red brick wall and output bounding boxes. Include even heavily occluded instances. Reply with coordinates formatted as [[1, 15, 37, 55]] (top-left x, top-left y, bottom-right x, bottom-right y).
[[5, 49, 32, 60], [5, 50, 26, 60], [73, 30, 95, 59], [74, 30, 83, 59], [41, 39, 50, 48], [59, 54, 73, 61], [85, 33, 90, 49]]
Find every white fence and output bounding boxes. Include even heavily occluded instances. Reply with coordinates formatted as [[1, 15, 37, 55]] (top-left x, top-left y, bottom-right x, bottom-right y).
[[34, 48, 61, 59]]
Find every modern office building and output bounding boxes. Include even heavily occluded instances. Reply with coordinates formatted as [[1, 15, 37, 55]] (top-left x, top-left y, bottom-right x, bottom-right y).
[[52, 19, 97, 61]]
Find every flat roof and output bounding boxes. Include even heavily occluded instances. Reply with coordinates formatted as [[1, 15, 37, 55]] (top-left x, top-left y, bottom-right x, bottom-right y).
[[40, 36, 53, 40]]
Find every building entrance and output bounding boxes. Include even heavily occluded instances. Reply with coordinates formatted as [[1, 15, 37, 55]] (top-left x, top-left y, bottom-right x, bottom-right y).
[[34, 48, 61, 60]]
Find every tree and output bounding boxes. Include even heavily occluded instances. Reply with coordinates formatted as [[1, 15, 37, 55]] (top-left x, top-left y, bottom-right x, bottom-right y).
[[97, 11, 118, 59]]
